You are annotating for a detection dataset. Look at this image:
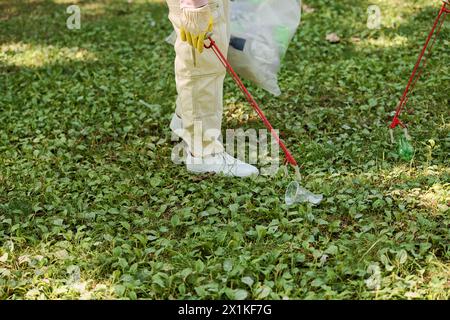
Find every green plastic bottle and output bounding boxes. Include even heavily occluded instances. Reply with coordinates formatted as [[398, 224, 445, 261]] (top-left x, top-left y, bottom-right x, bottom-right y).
[[274, 26, 291, 58], [398, 135, 414, 161]]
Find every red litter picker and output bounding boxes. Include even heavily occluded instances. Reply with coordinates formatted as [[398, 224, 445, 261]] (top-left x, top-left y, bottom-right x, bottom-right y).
[[204, 35, 298, 172], [389, 0, 449, 159], [204, 34, 323, 206]]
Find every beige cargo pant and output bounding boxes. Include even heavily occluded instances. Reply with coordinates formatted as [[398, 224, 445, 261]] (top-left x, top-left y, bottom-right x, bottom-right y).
[[166, 0, 230, 157]]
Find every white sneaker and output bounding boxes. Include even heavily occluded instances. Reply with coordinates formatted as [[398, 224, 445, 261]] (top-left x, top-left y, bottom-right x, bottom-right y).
[[170, 113, 258, 177], [186, 152, 259, 178]]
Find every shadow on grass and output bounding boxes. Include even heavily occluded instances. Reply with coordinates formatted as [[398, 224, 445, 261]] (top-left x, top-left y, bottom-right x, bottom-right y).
[[0, 0, 176, 125]]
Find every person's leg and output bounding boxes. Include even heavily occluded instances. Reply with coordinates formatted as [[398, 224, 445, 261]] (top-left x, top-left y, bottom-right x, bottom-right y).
[[166, 0, 229, 157], [166, 0, 258, 177]]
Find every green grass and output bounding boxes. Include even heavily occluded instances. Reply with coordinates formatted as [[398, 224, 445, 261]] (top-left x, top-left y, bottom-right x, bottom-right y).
[[0, 0, 449, 299]]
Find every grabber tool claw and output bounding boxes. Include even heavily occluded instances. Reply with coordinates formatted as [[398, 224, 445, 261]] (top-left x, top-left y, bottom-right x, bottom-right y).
[[389, 117, 411, 144]]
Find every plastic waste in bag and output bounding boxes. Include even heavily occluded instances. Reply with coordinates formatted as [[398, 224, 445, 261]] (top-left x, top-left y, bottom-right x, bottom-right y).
[[285, 181, 323, 206], [228, 0, 302, 96]]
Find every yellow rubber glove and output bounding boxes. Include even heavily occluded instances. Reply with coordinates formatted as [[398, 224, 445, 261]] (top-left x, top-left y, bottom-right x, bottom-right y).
[[180, 5, 214, 53]]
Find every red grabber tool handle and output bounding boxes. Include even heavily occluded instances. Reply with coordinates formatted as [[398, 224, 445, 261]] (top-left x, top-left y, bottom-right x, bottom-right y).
[[389, 0, 449, 134], [204, 35, 299, 170]]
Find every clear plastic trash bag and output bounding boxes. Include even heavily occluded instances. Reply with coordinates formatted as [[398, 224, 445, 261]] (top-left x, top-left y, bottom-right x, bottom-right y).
[[228, 0, 302, 96], [165, 0, 302, 96]]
